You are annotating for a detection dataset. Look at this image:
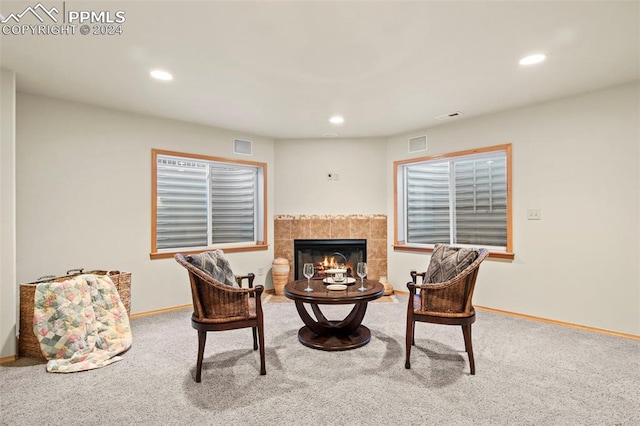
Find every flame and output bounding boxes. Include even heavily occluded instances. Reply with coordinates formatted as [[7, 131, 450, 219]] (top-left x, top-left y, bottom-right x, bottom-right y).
[[321, 256, 341, 268], [314, 254, 355, 277]]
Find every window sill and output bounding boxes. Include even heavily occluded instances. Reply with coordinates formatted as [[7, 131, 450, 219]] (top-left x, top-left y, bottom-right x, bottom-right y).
[[393, 244, 515, 261], [150, 244, 269, 260]]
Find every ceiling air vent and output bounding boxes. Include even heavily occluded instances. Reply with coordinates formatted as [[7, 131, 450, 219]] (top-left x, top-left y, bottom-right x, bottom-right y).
[[408, 135, 427, 153], [233, 138, 252, 155], [436, 111, 463, 120]]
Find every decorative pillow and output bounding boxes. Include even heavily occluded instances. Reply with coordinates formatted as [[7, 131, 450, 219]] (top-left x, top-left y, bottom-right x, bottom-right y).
[[425, 243, 479, 283], [187, 250, 238, 288]]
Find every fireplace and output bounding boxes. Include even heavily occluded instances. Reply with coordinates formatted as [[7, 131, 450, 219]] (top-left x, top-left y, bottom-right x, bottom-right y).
[[274, 214, 387, 283], [294, 239, 366, 280]]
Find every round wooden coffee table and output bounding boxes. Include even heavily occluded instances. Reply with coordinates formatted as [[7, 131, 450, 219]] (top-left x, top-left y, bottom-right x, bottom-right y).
[[284, 278, 384, 351]]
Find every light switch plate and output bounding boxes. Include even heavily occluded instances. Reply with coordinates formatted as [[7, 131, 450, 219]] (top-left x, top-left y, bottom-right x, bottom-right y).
[[527, 209, 541, 220]]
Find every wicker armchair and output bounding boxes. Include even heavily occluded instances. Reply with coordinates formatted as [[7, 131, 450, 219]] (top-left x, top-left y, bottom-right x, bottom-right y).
[[405, 245, 489, 374], [175, 253, 266, 382]]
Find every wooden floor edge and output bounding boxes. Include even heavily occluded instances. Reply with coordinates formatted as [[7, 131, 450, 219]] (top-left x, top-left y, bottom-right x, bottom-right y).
[[394, 290, 639, 341], [474, 305, 640, 341], [129, 304, 191, 319], [0, 354, 18, 364]]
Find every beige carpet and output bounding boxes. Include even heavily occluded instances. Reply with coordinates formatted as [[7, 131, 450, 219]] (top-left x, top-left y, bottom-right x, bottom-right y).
[[264, 294, 398, 304], [3, 296, 639, 425]]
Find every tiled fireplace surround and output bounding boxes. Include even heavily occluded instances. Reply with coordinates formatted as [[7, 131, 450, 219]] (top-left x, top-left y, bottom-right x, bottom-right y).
[[274, 214, 387, 283]]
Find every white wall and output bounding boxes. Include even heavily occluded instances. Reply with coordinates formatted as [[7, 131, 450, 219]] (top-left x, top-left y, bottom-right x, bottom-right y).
[[386, 82, 640, 335], [274, 138, 387, 215], [15, 94, 276, 317], [0, 69, 17, 358]]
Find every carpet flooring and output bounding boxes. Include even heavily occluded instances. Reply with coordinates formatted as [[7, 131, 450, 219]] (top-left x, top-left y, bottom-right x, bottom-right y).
[[1, 295, 638, 425]]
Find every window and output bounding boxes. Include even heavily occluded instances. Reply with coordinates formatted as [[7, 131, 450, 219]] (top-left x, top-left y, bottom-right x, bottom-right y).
[[394, 144, 512, 258], [151, 149, 267, 258]]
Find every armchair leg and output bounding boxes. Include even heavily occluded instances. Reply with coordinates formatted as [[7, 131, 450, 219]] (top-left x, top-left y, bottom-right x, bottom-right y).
[[196, 330, 207, 383], [462, 325, 475, 375], [252, 327, 258, 350], [405, 316, 413, 369], [258, 321, 266, 375]]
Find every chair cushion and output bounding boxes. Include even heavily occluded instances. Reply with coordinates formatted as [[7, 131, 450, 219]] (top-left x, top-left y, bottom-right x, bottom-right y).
[[425, 244, 479, 283], [187, 250, 239, 288]]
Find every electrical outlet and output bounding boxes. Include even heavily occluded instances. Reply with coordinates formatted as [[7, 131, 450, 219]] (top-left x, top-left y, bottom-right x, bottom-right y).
[[527, 209, 541, 220], [258, 267, 264, 276], [333, 173, 340, 181]]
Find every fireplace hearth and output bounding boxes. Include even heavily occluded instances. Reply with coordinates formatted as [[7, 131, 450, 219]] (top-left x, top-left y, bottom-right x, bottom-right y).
[[294, 239, 366, 280]]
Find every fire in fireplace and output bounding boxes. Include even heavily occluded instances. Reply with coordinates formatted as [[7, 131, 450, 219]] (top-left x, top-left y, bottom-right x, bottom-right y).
[[293, 239, 366, 280]]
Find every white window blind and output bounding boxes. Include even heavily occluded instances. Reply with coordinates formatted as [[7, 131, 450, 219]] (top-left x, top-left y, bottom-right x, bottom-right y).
[[406, 161, 451, 243], [210, 166, 256, 244], [400, 147, 509, 250], [454, 156, 507, 247], [155, 154, 260, 251], [156, 158, 208, 250]]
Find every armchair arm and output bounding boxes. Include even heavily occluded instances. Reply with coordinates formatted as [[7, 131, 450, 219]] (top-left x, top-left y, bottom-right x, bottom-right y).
[[410, 270, 426, 284], [235, 273, 255, 289], [253, 284, 265, 313], [406, 281, 419, 297]]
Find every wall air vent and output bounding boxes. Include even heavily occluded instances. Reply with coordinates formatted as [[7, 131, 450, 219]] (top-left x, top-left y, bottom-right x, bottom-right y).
[[436, 111, 464, 120], [408, 135, 427, 153], [233, 138, 252, 155]]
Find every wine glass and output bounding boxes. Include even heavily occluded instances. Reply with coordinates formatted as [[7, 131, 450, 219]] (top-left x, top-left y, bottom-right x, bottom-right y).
[[356, 262, 367, 291], [303, 263, 314, 292]]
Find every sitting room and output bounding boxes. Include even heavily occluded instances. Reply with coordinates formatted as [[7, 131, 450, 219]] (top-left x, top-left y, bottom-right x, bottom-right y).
[[1, 1, 638, 425]]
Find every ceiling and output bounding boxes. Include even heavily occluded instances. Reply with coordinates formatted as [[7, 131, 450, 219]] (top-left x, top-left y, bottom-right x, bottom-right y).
[[1, 0, 638, 139]]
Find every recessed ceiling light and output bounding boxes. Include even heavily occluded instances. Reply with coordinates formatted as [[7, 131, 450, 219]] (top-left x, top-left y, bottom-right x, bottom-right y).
[[329, 116, 344, 124], [519, 54, 546, 66], [150, 69, 174, 81], [322, 133, 338, 138]]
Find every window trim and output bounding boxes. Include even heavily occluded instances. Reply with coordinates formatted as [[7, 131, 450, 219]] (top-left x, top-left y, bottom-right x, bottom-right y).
[[150, 148, 268, 259], [393, 143, 513, 260]]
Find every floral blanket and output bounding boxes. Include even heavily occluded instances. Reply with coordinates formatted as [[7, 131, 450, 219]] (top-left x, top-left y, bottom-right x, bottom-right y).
[[33, 274, 132, 373]]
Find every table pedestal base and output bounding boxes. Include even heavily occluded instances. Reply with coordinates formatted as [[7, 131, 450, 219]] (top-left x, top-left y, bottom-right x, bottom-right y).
[[297, 323, 371, 351], [284, 280, 384, 351]]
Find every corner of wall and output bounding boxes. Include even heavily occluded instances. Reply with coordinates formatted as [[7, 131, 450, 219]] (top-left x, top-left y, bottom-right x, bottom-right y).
[[0, 68, 18, 359]]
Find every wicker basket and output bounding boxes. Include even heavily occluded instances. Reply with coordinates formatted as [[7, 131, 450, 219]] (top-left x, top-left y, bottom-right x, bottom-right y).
[[18, 269, 132, 360]]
